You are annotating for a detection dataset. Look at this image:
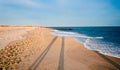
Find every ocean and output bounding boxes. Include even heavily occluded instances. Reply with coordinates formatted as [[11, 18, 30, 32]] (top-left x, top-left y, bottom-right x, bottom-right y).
[[51, 27, 120, 58]]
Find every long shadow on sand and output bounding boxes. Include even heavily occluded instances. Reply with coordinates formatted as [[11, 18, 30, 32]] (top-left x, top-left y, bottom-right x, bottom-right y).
[[94, 51, 120, 70], [29, 36, 58, 70], [58, 37, 64, 70]]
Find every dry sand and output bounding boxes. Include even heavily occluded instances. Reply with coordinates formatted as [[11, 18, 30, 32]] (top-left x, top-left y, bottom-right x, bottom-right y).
[[0, 26, 120, 70], [0, 26, 35, 49]]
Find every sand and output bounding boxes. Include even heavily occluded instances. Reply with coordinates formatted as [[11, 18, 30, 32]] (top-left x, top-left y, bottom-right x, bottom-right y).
[[0, 26, 120, 70], [0, 26, 35, 49]]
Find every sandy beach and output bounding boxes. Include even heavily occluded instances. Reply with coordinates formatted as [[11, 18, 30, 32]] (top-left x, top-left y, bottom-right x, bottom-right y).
[[0, 26, 120, 70]]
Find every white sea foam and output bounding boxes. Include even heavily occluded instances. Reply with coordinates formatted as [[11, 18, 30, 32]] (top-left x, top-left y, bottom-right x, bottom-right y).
[[84, 40, 120, 58], [51, 30, 102, 38], [51, 30, 120, 58]]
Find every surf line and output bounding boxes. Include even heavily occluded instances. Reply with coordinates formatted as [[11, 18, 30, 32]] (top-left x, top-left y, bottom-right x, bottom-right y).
[[58, 37, 64, 70], [29, 36, 58, 70]]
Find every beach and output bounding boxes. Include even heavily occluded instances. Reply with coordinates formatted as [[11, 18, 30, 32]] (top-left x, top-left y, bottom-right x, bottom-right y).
[[0, 26, 120, 70]]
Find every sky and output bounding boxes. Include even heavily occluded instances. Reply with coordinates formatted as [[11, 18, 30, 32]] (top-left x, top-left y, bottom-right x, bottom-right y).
[[0, 0, 120, 26]]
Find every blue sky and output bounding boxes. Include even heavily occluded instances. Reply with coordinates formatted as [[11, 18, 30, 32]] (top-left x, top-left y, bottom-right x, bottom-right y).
[[0, 0, 120, 26]]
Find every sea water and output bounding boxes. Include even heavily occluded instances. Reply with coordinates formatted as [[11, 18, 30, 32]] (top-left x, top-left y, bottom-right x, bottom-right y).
[[51, 27, 120, 58]]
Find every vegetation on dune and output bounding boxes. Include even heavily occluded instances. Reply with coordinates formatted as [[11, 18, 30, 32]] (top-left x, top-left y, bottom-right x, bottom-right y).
[[0, 25, 10, 27], [0, 37, 36, 70]]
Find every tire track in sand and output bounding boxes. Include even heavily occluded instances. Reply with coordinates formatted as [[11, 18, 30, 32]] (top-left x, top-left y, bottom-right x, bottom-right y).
[[95, 51, 120, 70], [29, 36, 58, 70], [58, 37, 64, 70]]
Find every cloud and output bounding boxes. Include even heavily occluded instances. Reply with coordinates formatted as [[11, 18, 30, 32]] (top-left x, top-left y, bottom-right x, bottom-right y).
[[0, 0, 52, 8]]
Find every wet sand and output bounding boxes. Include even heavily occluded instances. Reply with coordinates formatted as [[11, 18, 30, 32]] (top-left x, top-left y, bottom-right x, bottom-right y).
[[0, 26, 120, 70]]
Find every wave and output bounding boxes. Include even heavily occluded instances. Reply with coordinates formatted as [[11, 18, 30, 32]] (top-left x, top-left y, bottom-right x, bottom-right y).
[[51, 30, 103, 39], [51, 30, 120, 58]]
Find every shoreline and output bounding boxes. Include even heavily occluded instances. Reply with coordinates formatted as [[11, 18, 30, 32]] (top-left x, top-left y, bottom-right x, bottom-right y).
[[0, 26, 120, 70], [51, 28, 120, 69], [67, 35, 120, 69], [51, 29, 120, 59], [82, 40, 120, 59]]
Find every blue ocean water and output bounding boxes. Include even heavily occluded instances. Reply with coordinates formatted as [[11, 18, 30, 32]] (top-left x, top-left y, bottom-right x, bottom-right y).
[[51, 27, 120, 58]]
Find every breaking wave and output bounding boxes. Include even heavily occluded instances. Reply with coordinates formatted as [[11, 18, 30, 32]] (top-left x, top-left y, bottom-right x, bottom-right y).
[[51, 30, 120, 58]]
